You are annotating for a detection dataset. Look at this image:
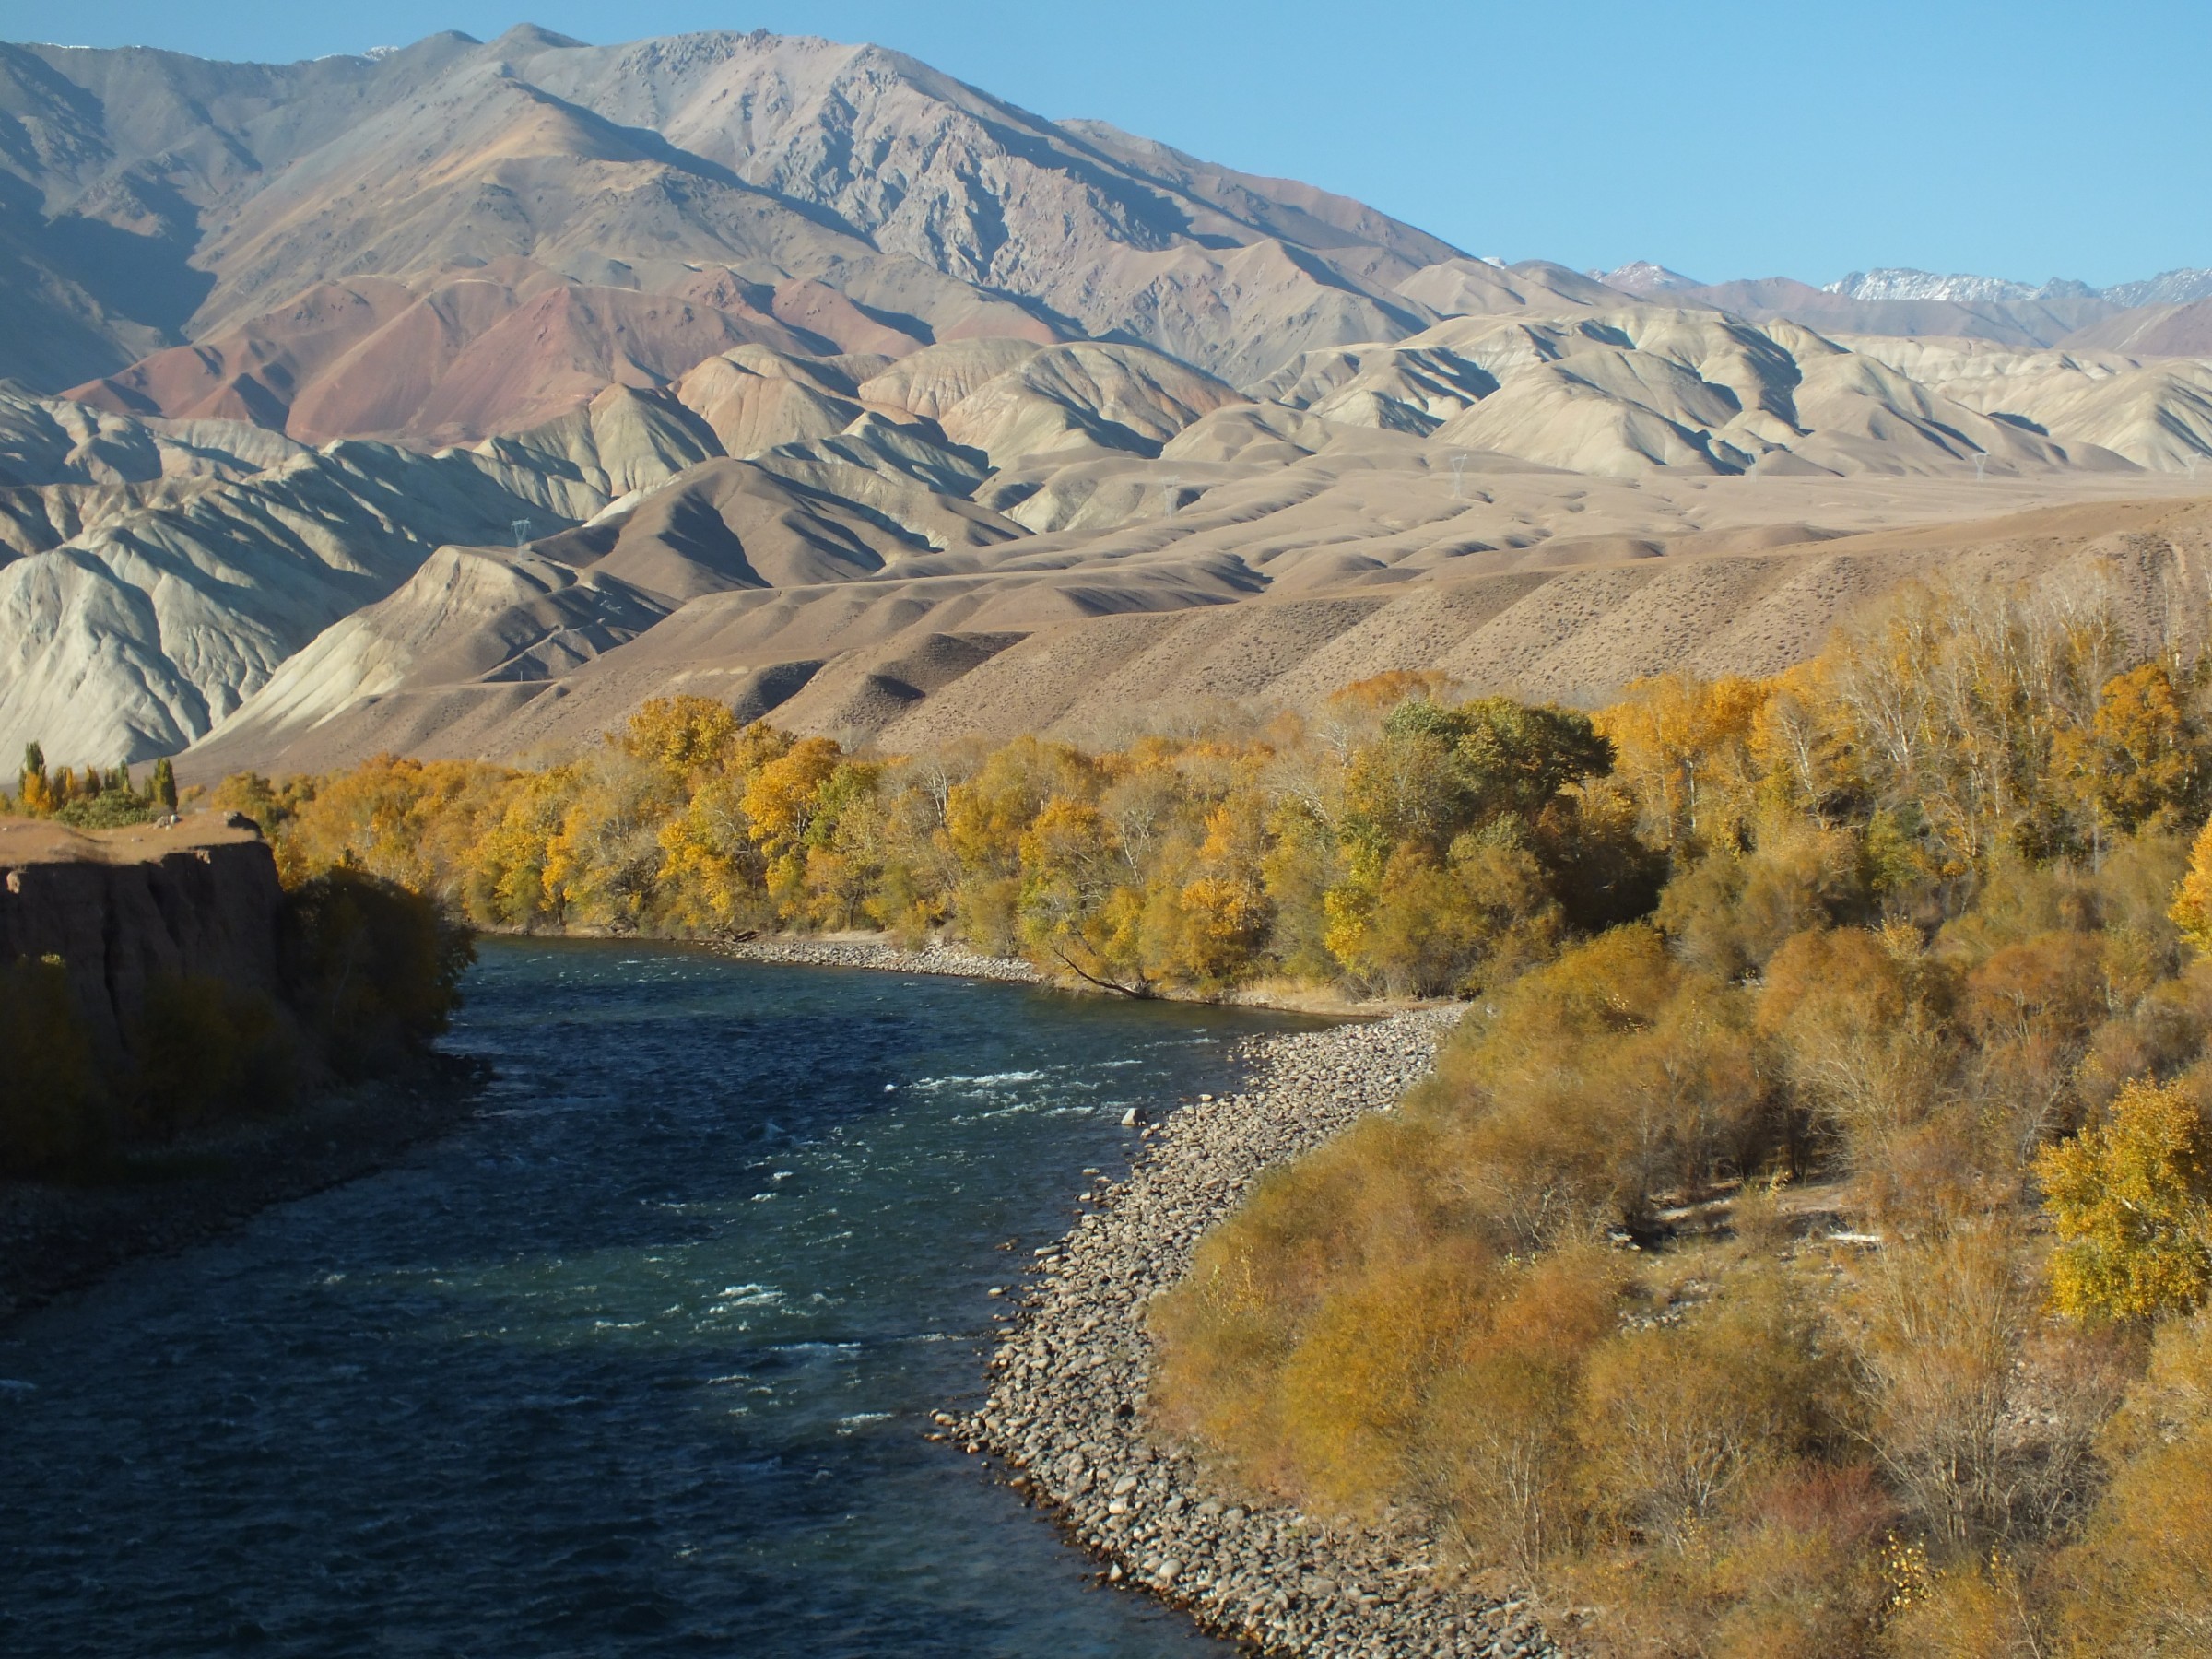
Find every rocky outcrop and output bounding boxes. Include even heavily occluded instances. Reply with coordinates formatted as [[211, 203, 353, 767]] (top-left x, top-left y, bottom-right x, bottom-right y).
[[0, 814, 283, 1051]]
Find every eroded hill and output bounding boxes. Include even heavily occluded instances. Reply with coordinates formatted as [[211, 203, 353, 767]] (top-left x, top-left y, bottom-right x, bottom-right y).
[[0, 26, 2208, 774]]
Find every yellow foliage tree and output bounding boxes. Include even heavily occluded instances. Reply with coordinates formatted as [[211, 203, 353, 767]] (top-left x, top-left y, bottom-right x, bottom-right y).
[[2046, 1312, 2212, 1652], [18, 742, 54, 815], [472, 765, 580, 926], [654, 776, 765, 930], [741, 736, 844, 858], [2037, 1077, 2212, 1323], [1325, 669, 1461, 720], [1015, 794, 1150, 991], [1747, 658, 1857, 818], [620, 695, 746, 781], [280, 754, 512, 895], [1600, 673, 1769, 852], [1324, 835, 1560, 998], [2172, 812, 2212, 957], [2061, 659, 2207, 837]]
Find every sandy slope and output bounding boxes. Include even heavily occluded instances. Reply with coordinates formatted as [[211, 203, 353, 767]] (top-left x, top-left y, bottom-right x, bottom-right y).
[[174, 465, 2212, 780], [17, 270, 2212, 771]]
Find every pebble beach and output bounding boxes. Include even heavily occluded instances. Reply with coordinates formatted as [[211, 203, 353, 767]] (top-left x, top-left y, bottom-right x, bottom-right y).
[[947, 1008, 1569, 1659]]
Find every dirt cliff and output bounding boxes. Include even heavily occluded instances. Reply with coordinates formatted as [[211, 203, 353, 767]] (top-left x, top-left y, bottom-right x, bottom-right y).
[[0, 814, 284, 1052]]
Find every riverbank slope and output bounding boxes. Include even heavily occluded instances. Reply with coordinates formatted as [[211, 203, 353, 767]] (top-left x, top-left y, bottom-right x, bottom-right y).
[[0, 813, 282, 1050], [715, 932, 1448, 1017], [955, 1009, 1569, 1659]]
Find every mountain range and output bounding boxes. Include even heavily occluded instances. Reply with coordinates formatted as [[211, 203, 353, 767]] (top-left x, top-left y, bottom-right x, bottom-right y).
[[1594, 263, 2212, 356], [0, 25, 2207, 777], [1826, 267, 2212, 309]]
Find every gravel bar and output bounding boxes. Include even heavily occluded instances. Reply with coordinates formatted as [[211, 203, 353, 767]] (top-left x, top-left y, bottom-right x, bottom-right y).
[[943, 1008, 1566, 1659], [718, 937, 1042, 982]]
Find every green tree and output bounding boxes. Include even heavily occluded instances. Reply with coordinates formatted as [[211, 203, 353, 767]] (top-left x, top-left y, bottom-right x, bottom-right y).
[[1347, 696, 1613, 857], [280, 869, 475, 1077]]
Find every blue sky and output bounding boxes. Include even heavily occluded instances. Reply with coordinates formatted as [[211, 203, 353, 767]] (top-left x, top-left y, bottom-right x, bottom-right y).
[[6, 1, 2206, 288]]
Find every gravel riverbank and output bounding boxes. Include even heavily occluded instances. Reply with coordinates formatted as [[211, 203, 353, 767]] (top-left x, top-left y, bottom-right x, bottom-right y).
[[718, 936, 1044, 982], [948, 1009, 1567, 1659]]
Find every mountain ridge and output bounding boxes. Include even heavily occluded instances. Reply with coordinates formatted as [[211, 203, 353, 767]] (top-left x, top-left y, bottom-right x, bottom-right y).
[[0, 24, 2206, 780]]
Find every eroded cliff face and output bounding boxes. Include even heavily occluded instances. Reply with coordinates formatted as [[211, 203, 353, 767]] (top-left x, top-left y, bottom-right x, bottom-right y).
[[0, 815, 283, 1052]]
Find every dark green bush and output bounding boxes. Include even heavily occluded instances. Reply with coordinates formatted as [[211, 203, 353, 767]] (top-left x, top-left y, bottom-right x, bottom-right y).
[[0, 956, 105, 1174], [131, 973, 304, 1138], [280, 867, 475, 1077], [52, 784, 158, 829]]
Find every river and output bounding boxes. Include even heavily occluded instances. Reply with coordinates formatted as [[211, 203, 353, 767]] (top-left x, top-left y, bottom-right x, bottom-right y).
[[0, 938, 1318, 1657]]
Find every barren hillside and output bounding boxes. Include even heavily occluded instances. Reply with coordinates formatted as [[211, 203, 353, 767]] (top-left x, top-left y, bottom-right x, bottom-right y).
[[0, 25, 2206, 777]]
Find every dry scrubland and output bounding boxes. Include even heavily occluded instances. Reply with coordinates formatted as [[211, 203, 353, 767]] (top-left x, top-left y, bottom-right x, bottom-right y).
[[1144, 648, 2212, 1648]]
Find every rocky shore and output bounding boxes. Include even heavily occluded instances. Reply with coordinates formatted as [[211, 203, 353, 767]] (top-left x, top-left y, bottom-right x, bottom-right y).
[[719, 935, 1043, 982], [948, 1009, 1568, 1659]]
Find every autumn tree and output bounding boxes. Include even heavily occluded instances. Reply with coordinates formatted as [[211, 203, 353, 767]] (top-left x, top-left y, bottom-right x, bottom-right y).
[[1757, 925, 1959, 1201], [541, 750, 680, 930], [1654, 817, 1868, 979], [1016, 795, 1147, 992], [621, 694, 745, 782], [18, 741, 52, 815], [1848, 1228, 2050, 1550], [945, 737, 1103, 952], [2171, 812, 2212, 957], [2061, 657, 2210, 840], [1818, 581, 2133, 880], [1325, 696, 1612, 991], [1159, 795, 1276, 988], [2048, 1312, 2212, 1650], [2037, 1077, 2212, 1323], [472, 771, 552, 922], [741, 735, 847, 918], [1600, 673, 1769, 853], [1575, 1265, 1838, 1546]]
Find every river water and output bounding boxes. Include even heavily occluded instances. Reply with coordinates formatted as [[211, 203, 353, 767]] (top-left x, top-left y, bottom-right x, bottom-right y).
[[1, 939, 1315, 1657]]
